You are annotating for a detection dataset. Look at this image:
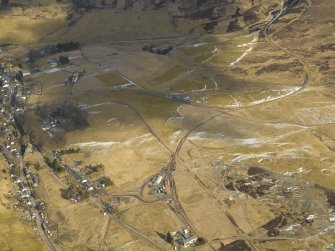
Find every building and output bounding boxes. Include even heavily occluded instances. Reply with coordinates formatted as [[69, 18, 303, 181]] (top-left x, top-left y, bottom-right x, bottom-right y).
[[109, 196, 120, 207], [181, 236, 198, 248], [70, 194, 81, 203], [22, 70, 31, 77], [32, 174, 39, 187], [169, 227, 199, 248], [154, 175, 164, 186], [69, 72, 80, 83]]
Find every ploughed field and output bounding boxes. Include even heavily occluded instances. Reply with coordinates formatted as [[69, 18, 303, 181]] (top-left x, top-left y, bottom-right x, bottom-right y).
[[1, 0, 335, 250]]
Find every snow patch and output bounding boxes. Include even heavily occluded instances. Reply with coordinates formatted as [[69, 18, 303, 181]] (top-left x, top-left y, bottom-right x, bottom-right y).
[[45, 68, 61, 73], [231, 152, 274, 163], [82, 102, 112, 109], [234, 138, 262, 145], [107, 118, 117, 124], [230, 32, 259, 67], [192, 42, 208, 47], [70, 134, 154, 149]]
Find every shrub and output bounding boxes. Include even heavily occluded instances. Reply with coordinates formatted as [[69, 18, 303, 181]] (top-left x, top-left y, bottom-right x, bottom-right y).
[[59, 56, 70, 65]]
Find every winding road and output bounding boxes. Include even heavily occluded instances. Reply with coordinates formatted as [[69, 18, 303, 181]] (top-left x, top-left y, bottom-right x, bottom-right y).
[[11, 0, 316, 250], [93, 1, 316, 249]]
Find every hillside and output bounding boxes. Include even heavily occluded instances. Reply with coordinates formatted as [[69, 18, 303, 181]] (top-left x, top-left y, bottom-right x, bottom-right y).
[[1, 0, 335, 251]]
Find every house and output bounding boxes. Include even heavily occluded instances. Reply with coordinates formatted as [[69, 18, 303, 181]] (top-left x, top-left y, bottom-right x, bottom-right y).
[[68, 72, 80, 83], [36, 201, 46, 210], [70, 193, 81, 203], [22, 70, 31, 77], [10, 174, 19, 182], [109, 196, 120, 207], [32, 174, 39, 187], [180, 227, 190, 235], [181, 236, 198, 248], [102, 202, 114, 214], [154, 175, 163, 185], [21, 191, 30, 198], [17, 181, 25, 191], [169, 227, 199, 248]]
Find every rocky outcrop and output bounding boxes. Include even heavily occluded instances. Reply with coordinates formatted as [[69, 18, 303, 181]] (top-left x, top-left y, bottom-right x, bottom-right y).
[[11, 0, 281, 36]]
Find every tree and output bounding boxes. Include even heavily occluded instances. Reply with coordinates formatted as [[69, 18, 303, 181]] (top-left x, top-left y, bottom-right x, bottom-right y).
[[59, 56, 70, 65], [27, 49, 42, 62], [103, 177, 113, 186], [61, 186, 89, 201], [61, 186, 76, 200], [195, 237, 206, 246], [15, 71, 23, 82], [1, 0, 10, 6], [34, 162, 42, 170], [166, 232, 173, 244], [52, 159, 64, 173]]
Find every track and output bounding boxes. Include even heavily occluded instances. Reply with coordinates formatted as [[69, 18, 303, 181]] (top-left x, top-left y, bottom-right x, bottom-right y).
[[25, 1, 315, 250], [263, 0, 312, 93], [153, 0, 315, 247], [115, 214, 166, 251], [98, 216, 112, 251], [103, 192, 161, 204], [37, 2, 315, 248], [110, 101, 173, 153]]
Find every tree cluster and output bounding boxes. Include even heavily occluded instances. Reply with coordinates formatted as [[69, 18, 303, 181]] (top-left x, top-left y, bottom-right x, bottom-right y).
[[15, 112, 66, 151], [59, 148, 80, 155], [50, 104, 89, 131], [61, 185, 89, 201], [84, 164, 103, 175], [166, 232, 173, 244], [45, 157, 64, 173], [1, 0, 9, 7], [58, 56, 70, 65], [49, 42, 80, 54], [15, 70, 23, 82], [142, 44, 173, 55], [98, 176, 113, 187], [27, 42, 79, 62], [72, 0, 96, 9], [203, 20, 219, 33]]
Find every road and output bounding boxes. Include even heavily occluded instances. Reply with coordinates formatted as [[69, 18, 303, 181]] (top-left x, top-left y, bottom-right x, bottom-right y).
[[2, 60, 58, 251], [117, 217, 166, 251], [134, 0, 315, 248], [4, 1, 314, 250], [18, 156, 58, 251], [110, 101, 173, 153], [72, 1, 317, 249]]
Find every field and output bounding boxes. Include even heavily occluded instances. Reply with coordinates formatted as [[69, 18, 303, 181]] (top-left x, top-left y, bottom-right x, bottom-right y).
[[0, 157, 46, 251], [1, 0, 335, 250]]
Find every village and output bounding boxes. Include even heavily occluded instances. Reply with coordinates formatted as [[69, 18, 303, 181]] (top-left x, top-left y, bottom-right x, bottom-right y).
[[1, 55, 200, 251], [0, 59, 58, 247], [0, 54, 101, 249], [2, 0, 334, 249]]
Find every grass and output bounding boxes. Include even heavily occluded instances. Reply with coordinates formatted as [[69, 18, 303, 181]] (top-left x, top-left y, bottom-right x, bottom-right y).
[[182, 192, 204, 204], [148, 65, 188, 86], [7, 0, 334, 248], [0, 4, 67, 45], [0, 211, 46, 251], [96, 72, 129, 87]]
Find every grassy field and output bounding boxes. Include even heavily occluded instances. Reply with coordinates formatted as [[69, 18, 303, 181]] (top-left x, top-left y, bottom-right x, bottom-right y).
[[0, 211, 46, 251], [0, 4, 67, 45], [2, 0, 334, 250], [0, 157, 46, 251]]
